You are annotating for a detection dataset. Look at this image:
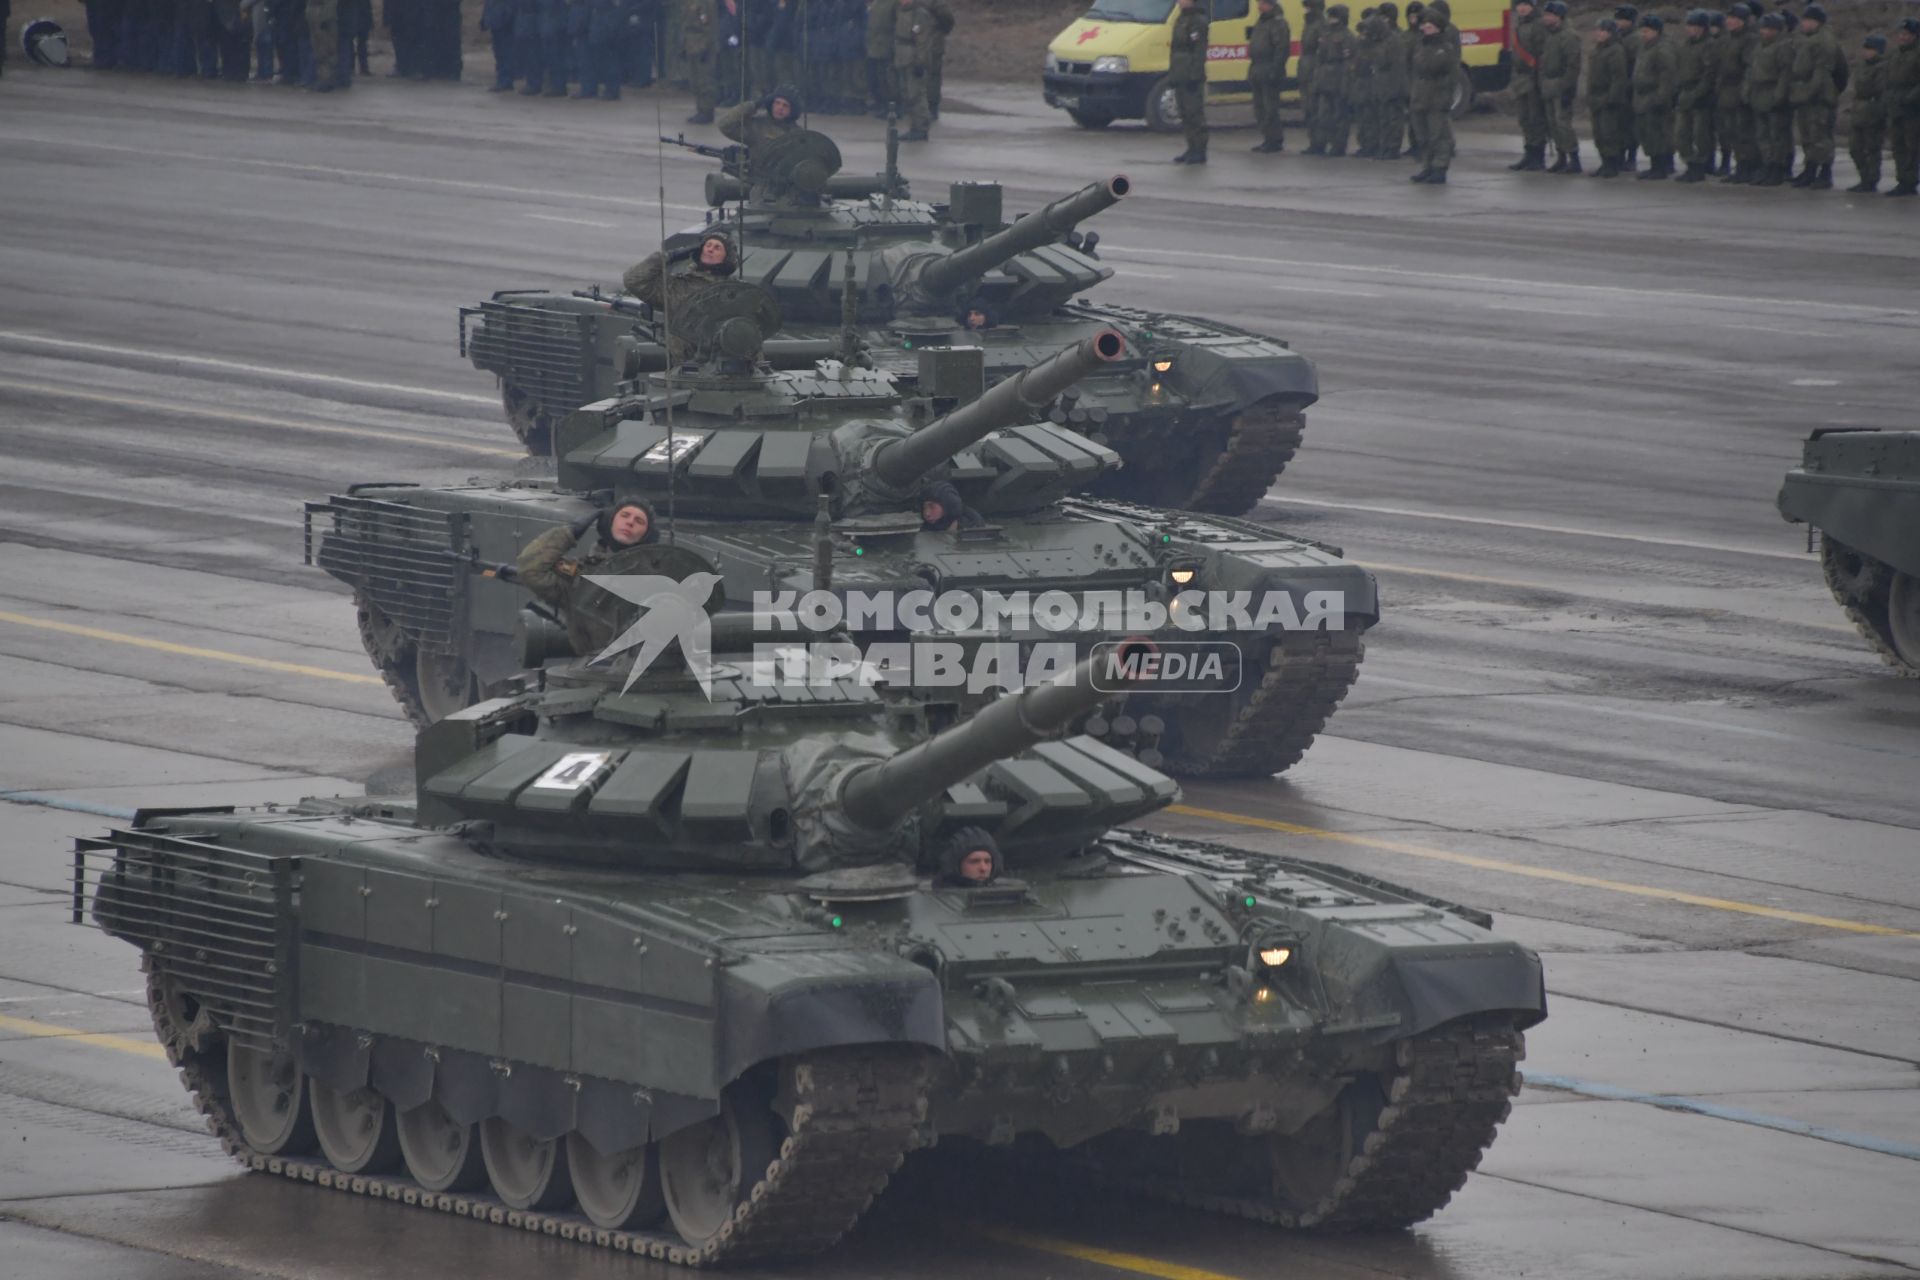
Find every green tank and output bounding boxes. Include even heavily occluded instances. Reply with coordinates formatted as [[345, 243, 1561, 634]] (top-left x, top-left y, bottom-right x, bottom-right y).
[[323, 294, 1375, 779], [461, 127, 1317, 515], [74, 630, 1545, 1266], [1777, 428, 1920, 677]]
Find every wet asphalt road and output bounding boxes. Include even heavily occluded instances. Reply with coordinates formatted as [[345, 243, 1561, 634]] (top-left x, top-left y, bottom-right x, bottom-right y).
[[2, 64, 1918, 1280]]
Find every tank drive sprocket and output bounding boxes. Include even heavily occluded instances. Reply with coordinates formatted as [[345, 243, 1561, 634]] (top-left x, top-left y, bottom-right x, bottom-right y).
[[1820, 534, 1920, 678]]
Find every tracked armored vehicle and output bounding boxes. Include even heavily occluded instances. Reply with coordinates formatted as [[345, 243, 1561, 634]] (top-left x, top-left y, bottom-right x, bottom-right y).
[[324, 294, 1374, 779], [75, 626, 1545, 1266], [461, 128, 1316, 515], [1778, 428, 1920, 677]]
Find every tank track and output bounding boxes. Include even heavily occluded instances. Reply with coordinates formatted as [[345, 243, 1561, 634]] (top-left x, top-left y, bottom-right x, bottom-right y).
[[1104, 1014, 1525, 1230], [354, 596, 433, 728], [146, 961, 929, 1267], [1149, 629, 1364, 779], [1185, 405, 1305, 517], [1820, 537, 1918, 678]]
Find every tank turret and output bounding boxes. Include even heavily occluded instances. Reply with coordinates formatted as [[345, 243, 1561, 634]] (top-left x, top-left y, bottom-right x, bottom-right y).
[[903, 175, 1131, 307]]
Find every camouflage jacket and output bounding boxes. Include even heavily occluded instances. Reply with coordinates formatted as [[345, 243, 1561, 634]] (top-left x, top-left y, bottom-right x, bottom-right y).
[[1372, 26, 1408, 100], [621, 252, 730, 363], [1168, 7, 1211, 83], [1409, 32, 1454, 110], [1674, 32, 1716, 110], [1849, 56, 1887, 126], [681, 0, 712, 57], [1586, 36, 1629, 108], [1632, 34, 1677, 110], [717, 99, 796, 148], [1745, 34, 1791, 113], [893, 0, 936, 71], [864, 0, 894, 59], [1717, 27, 1755, 105], [1787, 25, 1839, 107], [1311, 24, 1354, 95], [1539, 23, 1581, 101], [1248, 8, 1292, 82], [1890, 43, 1920, 119], [1511, 11, 1544, 87]]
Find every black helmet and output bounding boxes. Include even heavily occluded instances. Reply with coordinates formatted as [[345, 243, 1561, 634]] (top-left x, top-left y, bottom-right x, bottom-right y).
[[1707, 10, 1725, 28], [1543, 0, 1567, 15], [1596, 16, 1618, 31], [1728, 2, 1751, 18], [599, 497, 659, 547], [765, 84, 805, 116], [1684, 9, 1708, 27], [1863, 33, 1886, 50], [695, 230, 737, 276], [936, 826, 1002, 886], [1613, 4, 1638, 20], [1758, 11, 1783, 29], [22, 17, 70, 65], [1326, 3, 1351, 22], [1640, 13, 1664, 30], [1802, 3, 1825, 23], [1899, 18, 1920, 37]]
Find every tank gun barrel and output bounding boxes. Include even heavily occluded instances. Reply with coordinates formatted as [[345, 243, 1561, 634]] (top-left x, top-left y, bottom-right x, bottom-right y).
[[838, 639, 1155, 830], [917, 175, 1130, 298], [868, 329, 1125, 491]]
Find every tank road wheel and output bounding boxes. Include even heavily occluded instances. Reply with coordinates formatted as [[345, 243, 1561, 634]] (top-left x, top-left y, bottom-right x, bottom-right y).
[[659, 1080, 779, 1248], [568, 1134, 668, 1231], [311, 1079, 404, 1174], [1265, 1078, 1385, 1219], [501, 383, 552, 456], [1819, 535, 1920, 678], [413, 647, 478, 722], [226, 1040, 317, 1156], [355, 598, 432, 728], [397, 1098, 488, 1192], [480, 1117, 576, 1211], [1887, 572, 1920, 674]]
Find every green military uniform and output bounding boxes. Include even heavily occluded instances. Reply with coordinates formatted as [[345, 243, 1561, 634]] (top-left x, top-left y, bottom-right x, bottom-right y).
[[1168, 0, 1211, 161], [1309, 6, 1355, 155], [1298, 0, 1326, 138], [865, 0, 896, 117], [1248, 1, 1292, 152], [1673, 24, 1718, 179], [1890, 30, 1920, 195], [1409, 20, 1455, 180], [1538, 13, 1583, 169], [1620, 17, 1641, 165], [717, 97, 796, 148], [1745, 22, 1793, 185], [1787, 16, 1841, 185], [683, 0, 717, 120], [925, 0, 953, 117], [1372, 7, 1409, 160], [893, 0, 937, 138], [1588, 25, 1631, 173], [1509, 2, 1549, 169], [1632, 26, 1679, 177], [621, 249, 732, 365], [308, 0, 341, 89], [1348, 15, 1381, 155], [517, 521, 708, 658], [1716, 13, 1758, 182], [1847, 46, 1888, 191]]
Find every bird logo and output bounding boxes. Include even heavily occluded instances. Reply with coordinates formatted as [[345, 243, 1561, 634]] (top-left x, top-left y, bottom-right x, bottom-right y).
[[583, 572, 725, 698]]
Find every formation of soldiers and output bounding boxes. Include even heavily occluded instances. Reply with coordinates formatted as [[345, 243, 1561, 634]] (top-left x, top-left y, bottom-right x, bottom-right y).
[[1509, 2, 1920, 193]]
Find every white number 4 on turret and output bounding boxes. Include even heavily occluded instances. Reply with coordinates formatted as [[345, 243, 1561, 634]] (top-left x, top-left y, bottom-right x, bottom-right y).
[[531, 751, 615, 791]]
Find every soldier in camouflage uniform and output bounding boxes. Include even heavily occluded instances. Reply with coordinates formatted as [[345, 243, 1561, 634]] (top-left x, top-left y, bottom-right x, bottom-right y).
[[1787, 4, 1841, 188], [683, 0, 716, 122], [622, 232, 739, 365], [1746, 12, 1793, 185], [1615, 4, 1641, 167], [517, 500, 693, 658], [1248, 0, 1291, 153], [1168, 0, 1210, 164], [1717, 3, 1759, 183], [1348, 10, 1380, 156], [1889, 18, 1920, 197], [1508, 0, 1549, 171], [865, 0, 895, 117], [1372, 3, 1409, 160], [1409, 9, 1454, 182], [1673, 10, 1718, 182], [894, 0, 937, 140], [1308, 4, 1355, 155], [719, 83, 801, 149], [1587, 17, 1630, 175], [1538, 1, 1581, 171], [1632, 14, 1678, 178], [1847, 35, 1888, 192], [1298, 0, 1326, 141], [307, 0, 344, 89], [925, 0, 952, 118]]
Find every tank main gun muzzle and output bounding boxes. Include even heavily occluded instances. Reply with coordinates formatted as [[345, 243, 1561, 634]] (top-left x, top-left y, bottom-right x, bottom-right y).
[[836, 638, 1156, 830], [915, 175, 1130, 299], [867, 329, 1125, 492]]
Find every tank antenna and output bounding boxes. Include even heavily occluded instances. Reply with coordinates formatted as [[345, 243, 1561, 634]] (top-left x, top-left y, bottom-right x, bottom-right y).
[[884, 108, 899, 212], [839, 248, 859, 368], [654, 102, 677, 545], [812, 491, 834, 591]]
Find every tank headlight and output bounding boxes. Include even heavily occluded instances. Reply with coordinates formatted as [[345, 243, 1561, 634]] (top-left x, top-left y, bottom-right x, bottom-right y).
[[1254, 986, 1274, 1003], [1092, 55, 1131, 74], [1169, 568, 1196, 585], [1259, 945, 1293, 968], [1152, 359, 1174, 373]]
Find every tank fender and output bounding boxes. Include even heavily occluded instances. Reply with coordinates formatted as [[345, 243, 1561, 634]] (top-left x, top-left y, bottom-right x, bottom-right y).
[[1287, 911, 1546, 1041], [1777, 432, 1920, 577], [1175, 341, 1321, 410], [716, 952, 945, 1085]]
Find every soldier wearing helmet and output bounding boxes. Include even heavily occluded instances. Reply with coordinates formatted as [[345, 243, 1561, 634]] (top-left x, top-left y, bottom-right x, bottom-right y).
[[621, 231, 741, 365]]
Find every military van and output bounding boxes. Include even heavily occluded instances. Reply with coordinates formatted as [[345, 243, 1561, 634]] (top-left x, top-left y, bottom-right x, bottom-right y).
[[1042, 0, 1514, 131]]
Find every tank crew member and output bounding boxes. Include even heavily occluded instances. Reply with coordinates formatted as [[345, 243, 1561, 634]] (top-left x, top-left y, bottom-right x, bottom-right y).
[[920, 481, 982, 532], [718, 83, 801, 146], [957, 297, 996, 331], [1632, 14, 1679, 179], [894, 0, 938, 139], [1371, 3, 1409, 160], [516, 499, 662, 656], [1891, 19, 1920, 197], [936, 827, 1001, 886], [1615, 4, 1641, 166], [1847, 35, 1888, 192], [1588, 18, 1631, 176], [865, 0, 896, 116], [1746, 11, 1793, 185], [1409, 8, 1455, 182], [1248, 0, 1291, 153], [1306, 5, 1354, 156], [1717, 3, 1758, 182], [622, 231, 739, 364], [1538, 1, 1582, 171], [682, 0, 716, 122], [1787, 4, 1841, 188], [1509, 0, 1549, 171], [1168, 0, 1210, 164], [1673, 10, 1718, 182]]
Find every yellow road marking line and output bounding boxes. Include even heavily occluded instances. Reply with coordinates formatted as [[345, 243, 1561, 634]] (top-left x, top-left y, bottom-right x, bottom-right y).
[[0, 378, 520, 457], [978, 1225, 1245, 1280], [0, 1011, 169, 1061], [1165, 804, 1920, 938], [0, 610, 384, 686]]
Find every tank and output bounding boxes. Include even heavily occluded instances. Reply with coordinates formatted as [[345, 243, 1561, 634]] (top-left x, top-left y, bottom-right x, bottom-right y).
[[460, 126, 1317, 515], [1777, 428, 1920, 677], [73, 627, 1546, 1266], [319, 295, 1376, 779]]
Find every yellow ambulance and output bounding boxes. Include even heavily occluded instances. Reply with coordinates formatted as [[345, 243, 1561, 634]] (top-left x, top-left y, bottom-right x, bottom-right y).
[[1042, 0, 1515, 131]]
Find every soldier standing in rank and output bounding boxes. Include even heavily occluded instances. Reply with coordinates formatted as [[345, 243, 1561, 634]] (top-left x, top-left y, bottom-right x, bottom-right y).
[[1372, 3, 1408, 161], [1508, 0, 1548, 171], [1168, 0, 1210, 164], [1248, 0, 1291, 153], [1673, 10, 1717, 183], [926, 0, 952, 118], [1614, 5, 1640, 167], [894, 0, 937, 140], [1787, 4, 1842, 189], [1298, 0, 1326, 144], [683, 0, 716, 122], [1848, 35, 1889, 192], [1632, 14, 1678, 179], [1346, 9, 1379, 156], [482, 0, 516, 88], [1307, 4, 1354, 156], [1408, 8, 1454, 182], [1587, 17, 1630, 175], [1538, 1, 1582, 171], [1717, 3, 1758, 183], [1889, 18, 1920, 198], [1745, 11, 1792, 185], [866, 0, 896, 117]]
